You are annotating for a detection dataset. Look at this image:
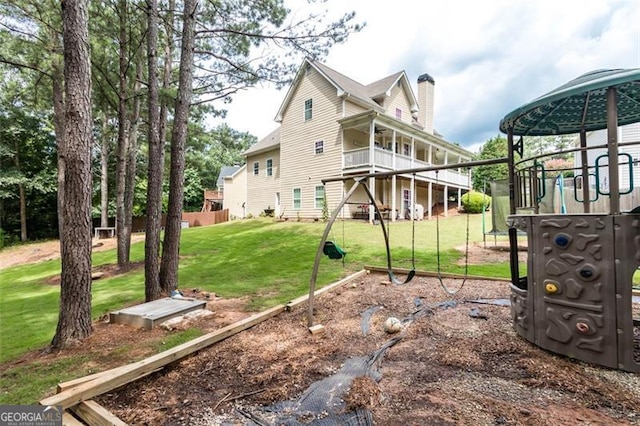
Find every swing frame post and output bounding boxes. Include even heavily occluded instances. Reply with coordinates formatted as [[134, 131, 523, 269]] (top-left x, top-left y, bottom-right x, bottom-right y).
[[307, 179, 363, 327], [309, 157, 510, 327], [308, 176, 419, 327]]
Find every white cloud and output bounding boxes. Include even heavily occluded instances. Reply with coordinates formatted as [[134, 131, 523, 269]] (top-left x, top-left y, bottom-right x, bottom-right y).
[[209, 0, 640, 149]]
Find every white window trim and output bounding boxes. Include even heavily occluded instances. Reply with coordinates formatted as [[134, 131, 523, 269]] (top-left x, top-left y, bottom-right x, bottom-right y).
[[253, 161, 259, 175], [293, 188, 302, 210], [314, 185, 325, 209], [314, 140, 324, 155], [304, 99, 313, 121], [266, 158, 273, 176]]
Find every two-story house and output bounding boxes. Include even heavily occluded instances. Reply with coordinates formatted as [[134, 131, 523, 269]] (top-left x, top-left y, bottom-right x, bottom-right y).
[[225, 58, 473, 221]]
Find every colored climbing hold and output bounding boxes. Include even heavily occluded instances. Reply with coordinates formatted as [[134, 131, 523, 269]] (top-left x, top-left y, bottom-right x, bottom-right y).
[[576, 322, 590, 334], [554, 233, 571, 248], [545, 282, 559, 294], [580, 268, 593, 278]]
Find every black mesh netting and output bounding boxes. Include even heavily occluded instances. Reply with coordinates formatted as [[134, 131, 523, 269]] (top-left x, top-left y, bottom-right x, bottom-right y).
[[221, 301, 444, 425]]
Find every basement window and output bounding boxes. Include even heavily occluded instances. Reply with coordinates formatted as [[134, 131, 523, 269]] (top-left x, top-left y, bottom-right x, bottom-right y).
[[315, 185, 325, 209], [293, 188, 301, 209]]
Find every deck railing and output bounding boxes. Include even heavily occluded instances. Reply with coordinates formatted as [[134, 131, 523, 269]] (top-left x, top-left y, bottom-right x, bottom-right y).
[[343, 147, 470, 187]]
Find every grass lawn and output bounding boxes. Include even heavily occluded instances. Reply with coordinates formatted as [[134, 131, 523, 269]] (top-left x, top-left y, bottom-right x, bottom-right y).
[[0, 215, 514, 403]]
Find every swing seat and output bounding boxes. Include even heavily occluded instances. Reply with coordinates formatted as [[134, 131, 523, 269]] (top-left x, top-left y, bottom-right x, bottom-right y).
[[323, 241, 346, 260]]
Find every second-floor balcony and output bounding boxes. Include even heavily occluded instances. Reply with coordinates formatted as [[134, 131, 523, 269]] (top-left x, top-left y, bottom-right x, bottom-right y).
[[344, 147, 470, 187]]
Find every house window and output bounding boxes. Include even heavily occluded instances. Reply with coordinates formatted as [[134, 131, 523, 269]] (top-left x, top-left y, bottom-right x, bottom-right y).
[[395, 108, 402, 119], [253, 161, 259, 175], [403, 143, 411, 156], [266, 159, 273, 176], [315, 185, 325, 209], [304, 99, 313, 121], [315, 140, 324, 154], [293, 188, 301, 210]]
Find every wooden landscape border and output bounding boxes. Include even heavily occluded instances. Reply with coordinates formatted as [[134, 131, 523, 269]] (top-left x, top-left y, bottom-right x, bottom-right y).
[[363, 265, 511, 282], [41, 270, 367, 425]]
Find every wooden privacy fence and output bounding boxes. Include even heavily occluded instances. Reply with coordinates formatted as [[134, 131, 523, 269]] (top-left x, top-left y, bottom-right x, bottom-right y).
[[180, 209, 229, 227], [128, 209, 229, 232]]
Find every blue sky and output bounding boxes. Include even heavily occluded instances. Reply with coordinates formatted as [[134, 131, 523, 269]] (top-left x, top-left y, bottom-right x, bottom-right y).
[[210, 0, 640, 153]]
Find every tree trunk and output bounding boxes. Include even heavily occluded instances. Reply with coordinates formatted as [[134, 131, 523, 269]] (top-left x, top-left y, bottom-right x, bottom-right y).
[[158, 0, 174, 149], [144, 0, 163, 301], [115, 0, 130, 266], [52, 0, 93, 349], [18, 183, 27, 242], [100, 112, 109, 229], [52, 47, 66, 240], [14, 145, 27, 242], [124, 58, 143, 253], [159, 0, 197, 293]]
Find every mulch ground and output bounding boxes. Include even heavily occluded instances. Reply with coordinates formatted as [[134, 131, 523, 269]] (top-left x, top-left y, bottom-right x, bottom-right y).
[[92, 272, 640, 426]]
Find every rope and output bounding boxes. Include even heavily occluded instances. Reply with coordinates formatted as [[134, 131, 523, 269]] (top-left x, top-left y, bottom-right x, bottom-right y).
[[435, 170, 471, 295], [325, 183, 346, 266]]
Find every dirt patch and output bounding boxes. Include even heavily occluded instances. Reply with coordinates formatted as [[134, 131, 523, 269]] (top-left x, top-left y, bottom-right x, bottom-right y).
[[457, 242, 528, 265], [0, 290, 253, 377], [89, 273, 640, 425], [0, 234, 145, 270]]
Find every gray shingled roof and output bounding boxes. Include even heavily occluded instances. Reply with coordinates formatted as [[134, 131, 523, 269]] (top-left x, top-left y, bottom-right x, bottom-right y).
[[216, 166, 241, 188], [312, 61, 389, 110], [365, 71, 404, 99], [243, 127, 281, 156]]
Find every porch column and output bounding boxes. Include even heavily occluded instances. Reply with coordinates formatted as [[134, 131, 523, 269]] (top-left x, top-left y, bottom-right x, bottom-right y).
[[392, 130, 397, 169], [458, 188, 462, 211], [428, 181, 433, 219], [392, 175, 397, 222], [411, 174, 416, 220], [369, 121, 376, 172], [444, 151, 449, 183], [444, 185, 449, 217], [428, 144, 433, 164], [411, 137, 415, 167]]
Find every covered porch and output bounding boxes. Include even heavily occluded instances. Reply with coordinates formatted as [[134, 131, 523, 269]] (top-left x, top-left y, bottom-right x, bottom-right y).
[[337, 111, 473, 221], [342, 175, 469, 222]]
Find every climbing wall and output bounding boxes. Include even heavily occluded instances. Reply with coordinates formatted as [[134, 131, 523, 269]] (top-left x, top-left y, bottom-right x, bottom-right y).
[[531, 215, 618, 367], [526, 215, 618, 367]]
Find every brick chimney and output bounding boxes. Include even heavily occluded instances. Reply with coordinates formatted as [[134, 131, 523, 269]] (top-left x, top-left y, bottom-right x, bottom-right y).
[[417, 73, 435, 134]]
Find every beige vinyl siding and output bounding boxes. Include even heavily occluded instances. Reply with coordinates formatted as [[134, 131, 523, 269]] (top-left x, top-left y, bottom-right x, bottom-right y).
[[245, 148, 280, 216], [344, 99, 368, 117], [222, 164, 247, 219], [385, 84, 414, 125], [279, 66, 344, 219]]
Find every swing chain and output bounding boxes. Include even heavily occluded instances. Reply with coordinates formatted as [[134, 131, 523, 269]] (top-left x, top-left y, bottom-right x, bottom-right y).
[[434, 168, 471, 296]]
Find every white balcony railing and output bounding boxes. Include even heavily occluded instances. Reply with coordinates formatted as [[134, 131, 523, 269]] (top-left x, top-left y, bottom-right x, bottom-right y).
[[343, 147, 470, 188]]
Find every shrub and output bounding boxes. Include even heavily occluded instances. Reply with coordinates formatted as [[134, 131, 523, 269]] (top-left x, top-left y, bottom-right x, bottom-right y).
[[461, 191, 490, 213]]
